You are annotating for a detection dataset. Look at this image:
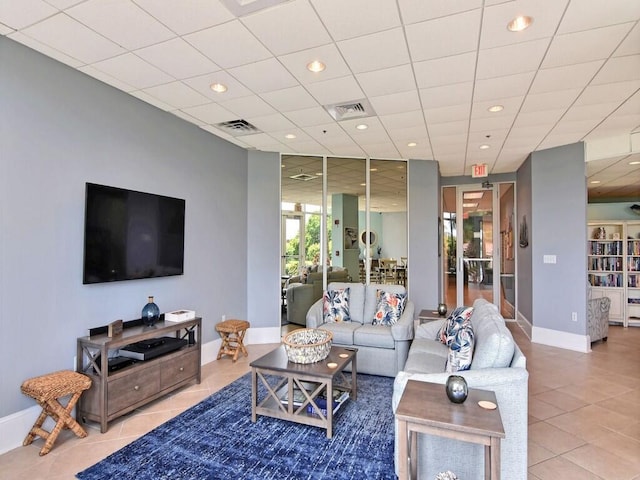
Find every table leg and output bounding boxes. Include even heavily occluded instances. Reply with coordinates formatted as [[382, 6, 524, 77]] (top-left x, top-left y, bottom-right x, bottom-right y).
[[251, 368, 257, 423], [490, 436, 501, 480], [326, 377, 333, 438], [397, 419, 408, 480], [351, 354, 357, 401], [409, 430, 417, 479]]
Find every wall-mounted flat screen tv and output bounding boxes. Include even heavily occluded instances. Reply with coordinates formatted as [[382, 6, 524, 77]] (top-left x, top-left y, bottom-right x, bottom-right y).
[[83, 183, 185, 284]]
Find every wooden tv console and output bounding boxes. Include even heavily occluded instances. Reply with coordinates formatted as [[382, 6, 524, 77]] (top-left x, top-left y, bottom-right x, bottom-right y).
[[76, 317, 201, 433]]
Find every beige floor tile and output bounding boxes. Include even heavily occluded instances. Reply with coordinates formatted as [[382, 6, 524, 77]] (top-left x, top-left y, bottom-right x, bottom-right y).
[[563, 444, 639, 480], [528, 421, 586, 455], [529, 456, 603, 479], [590, 431, 640, 470], [528, 397, 568, 420], [548, 404, 637, 442], [534, 389, 589, 413], [528, 439, 556, 466]]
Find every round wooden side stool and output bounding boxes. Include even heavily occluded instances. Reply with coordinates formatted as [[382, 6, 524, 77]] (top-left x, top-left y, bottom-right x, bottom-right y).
[[215, 319, 250, 362], [20, 370, 92, 455]]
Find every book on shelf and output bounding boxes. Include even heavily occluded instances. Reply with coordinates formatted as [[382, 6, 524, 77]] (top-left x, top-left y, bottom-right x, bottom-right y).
[[278, 381, 321, 407], [306, 389, 350, 417]]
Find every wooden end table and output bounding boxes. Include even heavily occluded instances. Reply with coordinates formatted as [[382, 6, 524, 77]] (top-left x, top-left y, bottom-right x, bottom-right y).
[[250, 345, 357, 438], [395, 380, 505, 480]]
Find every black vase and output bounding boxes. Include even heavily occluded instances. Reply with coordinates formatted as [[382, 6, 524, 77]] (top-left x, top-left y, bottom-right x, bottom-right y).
[[437, 303, 447, 316], [445, 375, 468, 404]]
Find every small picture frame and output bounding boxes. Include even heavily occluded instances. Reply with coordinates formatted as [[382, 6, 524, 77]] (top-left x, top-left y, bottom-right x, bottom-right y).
[[612, 232, 620, 240], [108, 319, 123, 337]]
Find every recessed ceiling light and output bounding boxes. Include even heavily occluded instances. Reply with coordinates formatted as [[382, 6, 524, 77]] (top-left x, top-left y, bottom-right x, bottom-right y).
[[463, 203, 478, 208], [306, 60, 326, 73], [507, 15, 533, 32], [210, 82, 227, 93], [356, 124, 368, 130], [370, 168, 378, 172], [590, 180, 601, 184], [629, 161, 640, 165], [479, 144, 491, 150], [284, 134, 296, 139], [360, 183, 366, 186], [463, 192, 484, 200], [488, 105, 504, 113], [407, 142, 417, 147]]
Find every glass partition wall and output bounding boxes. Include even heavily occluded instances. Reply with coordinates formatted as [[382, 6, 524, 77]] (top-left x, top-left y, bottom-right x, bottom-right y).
[[282, 155, 407, 300]]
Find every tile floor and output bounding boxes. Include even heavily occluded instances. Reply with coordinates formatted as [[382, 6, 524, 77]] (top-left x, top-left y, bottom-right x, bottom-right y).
[[1, 323, 639, 480]]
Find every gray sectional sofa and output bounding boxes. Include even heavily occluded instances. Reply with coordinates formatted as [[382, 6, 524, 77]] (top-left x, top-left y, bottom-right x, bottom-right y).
[[392, 298, 528, 480], [286, 269, 351, 326], [306, 282, 415, 377]]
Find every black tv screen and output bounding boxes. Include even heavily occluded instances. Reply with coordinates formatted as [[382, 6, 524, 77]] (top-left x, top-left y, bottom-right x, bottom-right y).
[[83, 183, 185, 284]]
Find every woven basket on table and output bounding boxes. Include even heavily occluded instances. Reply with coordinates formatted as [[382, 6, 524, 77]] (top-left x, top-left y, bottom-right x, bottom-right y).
[[283, 328, 333, 364]]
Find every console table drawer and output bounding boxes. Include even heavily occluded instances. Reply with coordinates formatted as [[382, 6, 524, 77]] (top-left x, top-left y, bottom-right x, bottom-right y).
[[108, 365, 160, 415], [160, 348, 199, 390]]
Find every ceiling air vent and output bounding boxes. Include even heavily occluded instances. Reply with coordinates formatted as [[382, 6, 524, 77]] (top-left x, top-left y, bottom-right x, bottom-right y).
[[324, 99, 376, 121], [289, 173, 317, 181], [214, 119, 261, 136]]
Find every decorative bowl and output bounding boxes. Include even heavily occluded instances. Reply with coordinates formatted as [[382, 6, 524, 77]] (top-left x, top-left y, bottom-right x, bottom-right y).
[[283, 328, 333, 364]]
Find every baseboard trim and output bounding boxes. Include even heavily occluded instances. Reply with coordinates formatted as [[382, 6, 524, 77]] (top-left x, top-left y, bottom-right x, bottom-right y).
[[531, 325, 590, 353]]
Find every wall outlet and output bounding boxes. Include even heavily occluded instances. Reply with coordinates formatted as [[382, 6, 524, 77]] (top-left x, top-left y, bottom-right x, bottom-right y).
[[571, 312, 577, 322], [221, 314, 226, 322]]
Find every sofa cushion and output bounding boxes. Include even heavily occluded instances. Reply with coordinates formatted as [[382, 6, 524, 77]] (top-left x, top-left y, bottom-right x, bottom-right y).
[[446, 324, 475, 372], [402, 339, 448, 374], [354, 324, 395, 349], [470, 305, 515, 369], [319, 321, 360, 346], [323, 288, 351, 323], [329, 282, 365, 323], [372, 290, 407, 326], [437, 306, 473, 344], [364, 284, 407, 324]]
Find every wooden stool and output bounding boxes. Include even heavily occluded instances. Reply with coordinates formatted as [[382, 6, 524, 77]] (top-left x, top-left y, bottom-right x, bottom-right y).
[[216, 319, 250, 362], [21, 370, 92, 455]]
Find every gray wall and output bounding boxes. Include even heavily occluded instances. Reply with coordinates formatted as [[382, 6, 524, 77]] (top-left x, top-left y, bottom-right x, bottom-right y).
[[0, 37, 250, 416], [516, 156, 533, 324], [407, 159, 440, 310], [530, 143, 587, 333]]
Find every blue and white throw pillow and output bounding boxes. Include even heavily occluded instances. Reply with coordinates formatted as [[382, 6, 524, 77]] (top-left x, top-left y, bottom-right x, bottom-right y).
[[437, 306, 473, 345], [446, 324, 475, 372], [372, 290, 407, 326], [323, 288, 351, 323]]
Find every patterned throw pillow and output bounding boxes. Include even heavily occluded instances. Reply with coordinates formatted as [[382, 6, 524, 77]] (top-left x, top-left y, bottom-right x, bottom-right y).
[[372, 290, 407, 326], [323, 288, 351, 323], [436, 306, 474, 345], [446, 324, 475, 372]]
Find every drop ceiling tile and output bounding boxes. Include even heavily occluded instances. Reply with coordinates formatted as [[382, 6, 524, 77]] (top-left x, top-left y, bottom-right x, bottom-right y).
[[379, 110, 425, 130], [134, 38, 220, 80], [592, 54, 640, 85], [513, 109, 565, 128], [521, 88, 582, 113], [387, 124, 429, 141], [180, 102, 237, 125], [183, 71, 253, 101], [362, 143, 401, 159], [8, 31, 84, 67], [558, 0, 640, 35], [543, 24, 634, 69], [18, 13, 125, 64], [134, 0, 235, 35], [563, 102, 622, 123], [538, 132, 583, 150], [431, 133, 468, 148], [477, 38, 550, 80], [531, 61, 604, 94], [0, 24, 13, 34], [474, 72, 535, 102], [250, 113, 297, 133], [171, 109, 206, 126], [142, 81, 211, 109], [370, 91, 421, 116], [413, 52, 476, 89], [228, 57, 299, 94], [305, 75, 365, 106], [468, 129, 508, 144], [220, 94, 277, 118], [285, 107, 334, 127], [337, 28, 410, 74], [397, 0, 482, 26], [237, 132, 288, 150], [0, 0, 57, 30], [397, 145, 433, 160], [419, 82, 473, 109], [241, 0, 331, 56], [311, 0, 400, 41], [78, 64, 136, 92], [355, 64, 416, 97], [278, 44, 351, 84], [91, 53, 174, 89], [67, 0, 175, 50], [184, 21, 272, 69], [429, 120, 468, 137], [469, 114, 515, 132], [480, 0, 568, 50], [406, 9, 481, 62], [424, 103, 471, 124], [615, 22, 640, 57], [129, 90, 174, 112], [261, 86, 319, 112], [45, 0, 83, 8]]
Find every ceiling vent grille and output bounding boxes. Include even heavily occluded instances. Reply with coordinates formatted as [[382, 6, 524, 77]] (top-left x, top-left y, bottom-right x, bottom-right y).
[[324, 99, 376, 121], [214, 119, 261, 136], [290, 173, 317, 181]]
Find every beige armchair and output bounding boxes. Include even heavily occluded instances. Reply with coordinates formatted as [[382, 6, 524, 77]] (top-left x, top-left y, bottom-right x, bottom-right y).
[[588, 296, 610, 344]]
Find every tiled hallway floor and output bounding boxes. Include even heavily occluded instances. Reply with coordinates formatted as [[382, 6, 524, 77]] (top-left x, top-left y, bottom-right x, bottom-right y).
[[1, 324, 639, 479]]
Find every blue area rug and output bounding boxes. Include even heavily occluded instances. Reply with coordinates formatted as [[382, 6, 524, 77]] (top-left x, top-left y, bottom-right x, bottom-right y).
[[76, 373, 397, 480]]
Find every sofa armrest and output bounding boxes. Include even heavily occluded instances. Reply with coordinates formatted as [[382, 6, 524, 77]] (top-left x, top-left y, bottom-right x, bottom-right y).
[[391, 300, 415, 341], [415, 319, 445, 340], [306, 298, 324, 329]]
